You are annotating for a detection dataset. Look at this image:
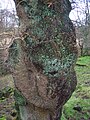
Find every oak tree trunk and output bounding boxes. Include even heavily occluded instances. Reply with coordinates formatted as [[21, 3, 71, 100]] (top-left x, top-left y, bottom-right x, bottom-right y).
[[9, 0, 78, 119]]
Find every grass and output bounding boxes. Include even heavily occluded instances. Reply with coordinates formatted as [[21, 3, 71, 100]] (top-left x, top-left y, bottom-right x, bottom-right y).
[[61, 56, 90, 120], [0, 75, 15, 120], [0, 56, 90, 120], [0, 116, 6, 120]]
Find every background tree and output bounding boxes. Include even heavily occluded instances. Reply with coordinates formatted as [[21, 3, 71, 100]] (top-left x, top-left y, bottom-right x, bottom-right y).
[[70, 0, 90, 56], [0, 7, 18, 76], [0, 9, 18, 32]]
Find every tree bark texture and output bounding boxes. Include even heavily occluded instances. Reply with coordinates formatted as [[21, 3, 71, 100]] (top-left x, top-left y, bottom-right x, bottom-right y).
[[9, 0, 78, 119]]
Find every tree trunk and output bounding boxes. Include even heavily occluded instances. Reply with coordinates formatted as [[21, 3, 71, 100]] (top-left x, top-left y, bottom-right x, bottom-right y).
[[9, 0, 78, 119]]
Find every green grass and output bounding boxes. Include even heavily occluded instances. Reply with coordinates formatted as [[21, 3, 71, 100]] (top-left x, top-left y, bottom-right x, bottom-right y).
[[0, 116, 6, 120], [61, 56, 90, 120], [76, 56, 90, 66]]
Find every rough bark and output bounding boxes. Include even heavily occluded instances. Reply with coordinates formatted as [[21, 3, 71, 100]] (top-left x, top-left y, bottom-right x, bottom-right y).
[[9, 0, 78, 119]]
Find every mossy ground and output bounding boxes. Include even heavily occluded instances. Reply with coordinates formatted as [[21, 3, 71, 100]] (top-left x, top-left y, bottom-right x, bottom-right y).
[[0, 56, 90, 120], [0, 75, 17, 120], [61, 56, 90, 120], [0, 116, 6, 120]]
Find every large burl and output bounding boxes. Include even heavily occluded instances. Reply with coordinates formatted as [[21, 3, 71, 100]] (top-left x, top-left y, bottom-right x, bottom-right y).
[[10, 0, 78, 119]]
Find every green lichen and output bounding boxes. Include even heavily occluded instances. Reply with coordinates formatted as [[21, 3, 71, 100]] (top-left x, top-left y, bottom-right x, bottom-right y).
[[22, 1, 76, 78], [14, 89, 26, 106], [42, 53, 76, 77], [8, 40, 21, 67], [13, 0, 77, 79]]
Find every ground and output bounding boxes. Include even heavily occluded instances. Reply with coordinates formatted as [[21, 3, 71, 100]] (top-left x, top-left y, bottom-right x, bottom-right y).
[[61, 56, 90, 120], [0, 56, 90, 120], [0, 75, 17, 120]]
